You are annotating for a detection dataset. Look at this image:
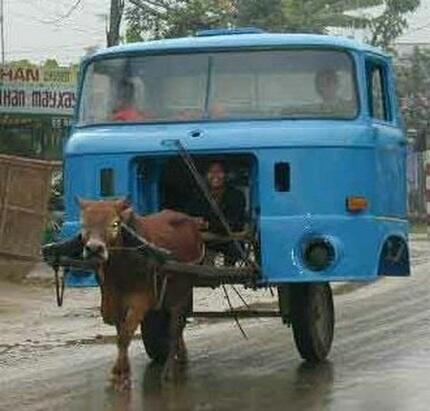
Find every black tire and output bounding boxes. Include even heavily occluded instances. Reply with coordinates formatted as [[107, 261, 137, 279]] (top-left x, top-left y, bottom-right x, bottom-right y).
[[141, 310, 170, 363], [289, 283, 334, 363]]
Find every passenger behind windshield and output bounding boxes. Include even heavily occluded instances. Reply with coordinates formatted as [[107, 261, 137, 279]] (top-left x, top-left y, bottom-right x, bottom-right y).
[[111, 80, 153, 122], [314, 68, 355, 116], [79, 50, 358, 126]]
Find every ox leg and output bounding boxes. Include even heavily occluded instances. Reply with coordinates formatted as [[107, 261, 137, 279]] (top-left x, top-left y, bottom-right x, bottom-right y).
[[162, 302, 189, 381], [177, 323, 188, 364], [177, 298, 190, 363], [112, 307, 142, 388], [162, 310, 182, 381]]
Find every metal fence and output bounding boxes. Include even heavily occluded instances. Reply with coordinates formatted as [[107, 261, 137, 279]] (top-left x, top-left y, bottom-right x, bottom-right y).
[[408, 148, 428, 221]]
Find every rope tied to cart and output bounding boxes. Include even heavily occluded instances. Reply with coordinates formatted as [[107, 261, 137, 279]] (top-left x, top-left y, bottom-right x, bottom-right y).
[[53, 264, 65, 307]]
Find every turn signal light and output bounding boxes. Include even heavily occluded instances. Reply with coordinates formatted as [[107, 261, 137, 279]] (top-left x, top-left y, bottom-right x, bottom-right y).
[[346, 196, 368, 212]]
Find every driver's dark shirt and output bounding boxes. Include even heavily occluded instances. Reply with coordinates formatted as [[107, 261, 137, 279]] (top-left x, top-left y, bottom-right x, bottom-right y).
[[187, 186, 246, 234]]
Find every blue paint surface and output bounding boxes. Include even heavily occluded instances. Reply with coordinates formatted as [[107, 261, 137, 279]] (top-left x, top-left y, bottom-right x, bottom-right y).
[[87, 33, 389, 61], [64, 33, 409, 285]]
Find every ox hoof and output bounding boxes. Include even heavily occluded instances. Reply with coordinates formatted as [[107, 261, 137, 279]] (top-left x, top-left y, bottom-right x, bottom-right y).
[[177, 350, 188, 365], [177, 340, 188, 364], [161, 362, 175, 382], [111, 366, 131, 391], [161, 359, 187, 383], [111, 375, 131, 392], [112, 359, 130, 376]]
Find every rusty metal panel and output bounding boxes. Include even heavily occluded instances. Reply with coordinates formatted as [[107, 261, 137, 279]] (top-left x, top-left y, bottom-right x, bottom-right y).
[[0, 162, 8, 208], [0, 155, 61, 265], [1, 209, 46, 257], [8, 166, 48, 210]]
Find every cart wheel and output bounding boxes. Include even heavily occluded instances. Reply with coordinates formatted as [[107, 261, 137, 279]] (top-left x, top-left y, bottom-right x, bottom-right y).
[[141, 310, 170, 363], [289, 283, 334, 363]]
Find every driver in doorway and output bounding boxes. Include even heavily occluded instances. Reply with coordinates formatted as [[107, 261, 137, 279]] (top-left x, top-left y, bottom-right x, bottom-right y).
[[187, 160, 246, 265]]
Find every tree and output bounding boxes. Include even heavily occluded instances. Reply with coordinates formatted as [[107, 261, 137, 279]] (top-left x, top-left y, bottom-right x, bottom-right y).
[[368, 0, 420, 49], [236, 0, 375, 33], [397, 47, 430, 150], [107, 0, 125, 46], [8, 59, 37, 68], [43, 59, 60, 69], [124, 0, 420, 47], [125, 0, 231, 41]]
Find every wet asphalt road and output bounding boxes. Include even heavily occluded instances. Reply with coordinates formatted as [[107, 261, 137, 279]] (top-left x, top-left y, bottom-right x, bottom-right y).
[[2, 240, 430, 411]]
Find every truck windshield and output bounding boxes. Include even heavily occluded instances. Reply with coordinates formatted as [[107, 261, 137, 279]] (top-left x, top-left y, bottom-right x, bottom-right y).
[[78, 49, 358, 125]]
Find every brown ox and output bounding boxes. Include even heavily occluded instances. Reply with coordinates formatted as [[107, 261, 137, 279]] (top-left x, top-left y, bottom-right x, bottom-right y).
[[78, 199, 204, 385]]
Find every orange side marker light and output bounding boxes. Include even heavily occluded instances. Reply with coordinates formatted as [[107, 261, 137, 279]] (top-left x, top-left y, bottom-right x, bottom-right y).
[[346, 196, 368, 213]]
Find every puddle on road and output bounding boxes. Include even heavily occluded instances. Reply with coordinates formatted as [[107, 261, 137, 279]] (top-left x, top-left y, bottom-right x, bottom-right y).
[[58, 359, 338, 411]]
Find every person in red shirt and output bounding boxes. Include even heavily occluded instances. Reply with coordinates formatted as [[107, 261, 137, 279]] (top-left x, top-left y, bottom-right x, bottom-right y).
[[111, 105, 144, 122], [111, 81, 148, 122]]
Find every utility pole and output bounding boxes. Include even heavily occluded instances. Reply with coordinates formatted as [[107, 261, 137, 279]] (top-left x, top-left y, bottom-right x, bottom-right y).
[[107, 0, 125, 47], [0, 0, 5, 64]]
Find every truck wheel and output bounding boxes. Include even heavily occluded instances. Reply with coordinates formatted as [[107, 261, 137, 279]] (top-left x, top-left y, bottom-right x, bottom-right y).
[[289, 283, 334, 362], [141, 310, 170, 363]]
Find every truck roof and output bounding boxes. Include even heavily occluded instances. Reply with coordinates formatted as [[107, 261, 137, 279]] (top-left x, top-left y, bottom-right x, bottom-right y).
[[88, 33, 389, 61]]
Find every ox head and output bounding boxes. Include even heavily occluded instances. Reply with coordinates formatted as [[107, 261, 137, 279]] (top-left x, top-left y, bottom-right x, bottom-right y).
[[78, 198, 132, 262]]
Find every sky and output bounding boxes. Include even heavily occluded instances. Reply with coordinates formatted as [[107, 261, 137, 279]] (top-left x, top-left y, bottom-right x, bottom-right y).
[[6, 0, 430, 65], [7, 0, 110, 64]]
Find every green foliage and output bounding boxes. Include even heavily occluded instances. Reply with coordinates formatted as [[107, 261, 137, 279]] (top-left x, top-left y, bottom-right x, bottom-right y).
[[43, 59, 60, 69], [0, 127, 37, 157], [396, 47, 430, 150], [124, 0, 420, 48], [125, 0, 231, 40], [166, 0, 232, 37], [235, 0, 287, 32], [8, 59, 37, 68], [368, 0, 420, 49]]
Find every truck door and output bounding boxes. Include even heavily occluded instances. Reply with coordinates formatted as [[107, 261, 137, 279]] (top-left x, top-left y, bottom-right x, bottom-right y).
[[366, 56, 407, 218]]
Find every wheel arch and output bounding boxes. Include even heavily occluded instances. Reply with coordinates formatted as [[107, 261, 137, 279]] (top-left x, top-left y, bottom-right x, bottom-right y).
[[377, 234, 410, 277]]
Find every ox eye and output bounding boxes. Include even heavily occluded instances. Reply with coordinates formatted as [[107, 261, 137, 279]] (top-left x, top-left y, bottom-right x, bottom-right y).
[[111, 221, 120, 229]]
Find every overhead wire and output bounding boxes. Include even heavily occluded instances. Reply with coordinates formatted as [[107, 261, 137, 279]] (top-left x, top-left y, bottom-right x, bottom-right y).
[[7, 0, 105, 60], [10, 9, 100, 34], [40, 0, 83, 24]]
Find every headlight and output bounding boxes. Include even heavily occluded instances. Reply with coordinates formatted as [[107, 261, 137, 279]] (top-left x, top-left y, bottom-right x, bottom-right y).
[[303, 237, 335, 272]]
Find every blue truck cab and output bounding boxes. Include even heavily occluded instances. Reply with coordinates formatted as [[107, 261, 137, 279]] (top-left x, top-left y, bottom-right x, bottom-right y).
[[64, 30, 410, 285]]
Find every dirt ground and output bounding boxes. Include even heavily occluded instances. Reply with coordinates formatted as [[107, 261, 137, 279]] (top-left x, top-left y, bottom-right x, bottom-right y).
[[0, 263, 278, 369], [1, 239, 428, 411]]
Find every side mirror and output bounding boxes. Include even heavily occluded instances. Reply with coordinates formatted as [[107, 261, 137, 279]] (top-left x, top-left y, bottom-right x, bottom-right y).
[[407, 129, 417, 145]]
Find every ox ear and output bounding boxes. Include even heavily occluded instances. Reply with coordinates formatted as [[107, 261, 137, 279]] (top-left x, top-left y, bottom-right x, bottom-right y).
[[120, 207, 134, 224], [75, 196, 89, 209], [114, 197, 130, 213]]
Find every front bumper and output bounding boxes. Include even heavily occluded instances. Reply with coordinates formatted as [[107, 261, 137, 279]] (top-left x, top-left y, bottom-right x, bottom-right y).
[[259, 215, 408, 284]]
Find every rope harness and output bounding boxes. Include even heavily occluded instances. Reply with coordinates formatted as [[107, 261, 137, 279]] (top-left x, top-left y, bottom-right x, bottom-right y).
[[50, 140, 256, 336], [50, 220, 172, 308]]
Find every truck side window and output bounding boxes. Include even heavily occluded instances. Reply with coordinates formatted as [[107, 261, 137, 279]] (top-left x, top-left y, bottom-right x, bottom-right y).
[[368, 63, 390, 122]]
